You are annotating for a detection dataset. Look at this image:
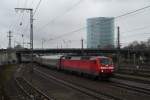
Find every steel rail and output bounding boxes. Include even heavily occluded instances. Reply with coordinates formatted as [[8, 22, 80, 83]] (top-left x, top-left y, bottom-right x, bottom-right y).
[[15, 77, 33, 100], [15, 77, 54, 100], [114, 73, 150, 84], [34, 68, 122, 100], [110, 78, 150, 95]]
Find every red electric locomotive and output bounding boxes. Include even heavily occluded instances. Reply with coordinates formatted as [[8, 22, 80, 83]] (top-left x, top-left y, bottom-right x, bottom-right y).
[[58, 55, 114, 78]]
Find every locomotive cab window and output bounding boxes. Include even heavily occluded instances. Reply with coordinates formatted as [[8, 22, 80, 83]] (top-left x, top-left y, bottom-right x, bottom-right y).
[[100, 58, 112, 65]]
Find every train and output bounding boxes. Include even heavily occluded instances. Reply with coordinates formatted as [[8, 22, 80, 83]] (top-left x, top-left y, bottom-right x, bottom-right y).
[[34, 54, 115, 79]]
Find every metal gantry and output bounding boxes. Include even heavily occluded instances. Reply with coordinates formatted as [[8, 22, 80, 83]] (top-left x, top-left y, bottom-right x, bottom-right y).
[[15, 8, 34, 82]]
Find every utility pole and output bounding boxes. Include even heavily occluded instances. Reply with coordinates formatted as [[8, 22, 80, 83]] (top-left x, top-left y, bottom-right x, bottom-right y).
[[42, 39, 44, 49], [15, 8, 33, 61], [117, 26, 120, 70], [117, 27, 120, 50], [7, 30, 13, 63], [41, 38, 46, 49], [15, 8, 33, 56], [8, 30, 13, 49], [22, 34, 25, 48], [81, 38, 84, 49], [81, 38, 84, 55], [15, 8, 34, 82]]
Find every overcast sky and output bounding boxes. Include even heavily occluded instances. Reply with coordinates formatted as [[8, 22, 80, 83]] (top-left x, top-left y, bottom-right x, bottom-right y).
[[0, 0, 150, 49]]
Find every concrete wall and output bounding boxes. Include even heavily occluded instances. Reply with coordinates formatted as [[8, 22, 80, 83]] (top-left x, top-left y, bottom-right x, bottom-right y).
[[0, 50, 17, 65]]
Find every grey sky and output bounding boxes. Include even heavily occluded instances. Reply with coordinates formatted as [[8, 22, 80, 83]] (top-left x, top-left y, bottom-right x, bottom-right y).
[[0, 0, 150, 49]]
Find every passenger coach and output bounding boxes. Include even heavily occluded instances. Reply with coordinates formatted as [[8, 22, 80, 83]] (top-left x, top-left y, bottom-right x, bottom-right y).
[[35, 55, 114, 78]]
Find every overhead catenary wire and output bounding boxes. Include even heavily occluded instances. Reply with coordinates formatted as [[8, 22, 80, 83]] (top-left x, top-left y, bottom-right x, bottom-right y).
[[115, 5, 150, 19], [9, 0, 22, 31], [13, 1, 150, 48], [120, 32, 150, 47], [18, 0, 37, 36], [13, 0, 42, 41], [11, 0, 34, 47], [122, 33, 150, 38], [46, 4, 150, 42], [11, 12, 23, 32], [15, 0, 150, 37], [18, 0, 29, 27], [121, 37, 150, 46], [33, 0, 42, 16], [121, 25, 150, 35], [120, 27, 150, 40], [51, 38, 115, 44], [11, 0, 28, 33], [20, 0, 43, 42], [18, 0, 43, 36], [48, 27, 85, 41], [37, 0, 83, 31]]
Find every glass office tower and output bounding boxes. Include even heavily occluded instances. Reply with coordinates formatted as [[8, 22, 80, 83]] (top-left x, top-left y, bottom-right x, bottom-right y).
[[87, 17, 114, 49]]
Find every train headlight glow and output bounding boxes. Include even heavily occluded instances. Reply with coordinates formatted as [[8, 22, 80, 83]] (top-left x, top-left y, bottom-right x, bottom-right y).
[[101, 70, 103, 72]]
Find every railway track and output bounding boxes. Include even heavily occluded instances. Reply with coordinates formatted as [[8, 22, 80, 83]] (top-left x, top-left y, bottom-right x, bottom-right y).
[[15, 77, 54, 100], [36, 63, 150, 95], [34, 68, 124, 100], [110, 78, 150, 95], [33, 65, 150, 100], [118, 67, 150, 77], [113, 73, 150, 84]]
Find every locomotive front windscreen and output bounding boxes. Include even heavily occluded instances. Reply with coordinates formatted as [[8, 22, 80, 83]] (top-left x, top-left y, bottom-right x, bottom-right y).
[[100, 58, 112, 65]]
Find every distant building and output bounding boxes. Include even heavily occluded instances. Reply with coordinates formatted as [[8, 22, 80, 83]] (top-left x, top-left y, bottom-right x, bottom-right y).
[[87, 17, 114, 49]]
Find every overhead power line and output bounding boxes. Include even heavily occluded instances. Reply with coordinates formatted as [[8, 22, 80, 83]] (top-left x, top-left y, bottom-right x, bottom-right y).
[[121, 25, 150, 35], [46, 4, 150, 42], [33, 0, 42, 16], [115, 5, 150, 19], [37, 0, 82, 31], [48, 26, 85, 41], [16, 0, 41, 36], [12, 0, 42, 40], [122, 32, 150, 38]]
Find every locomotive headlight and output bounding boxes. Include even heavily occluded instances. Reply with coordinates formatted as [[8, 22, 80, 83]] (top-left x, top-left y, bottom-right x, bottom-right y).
[[101, 70, 103, 72]]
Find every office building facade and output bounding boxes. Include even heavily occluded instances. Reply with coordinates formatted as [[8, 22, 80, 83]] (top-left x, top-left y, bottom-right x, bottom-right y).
[[87, 17, 114, 49]]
